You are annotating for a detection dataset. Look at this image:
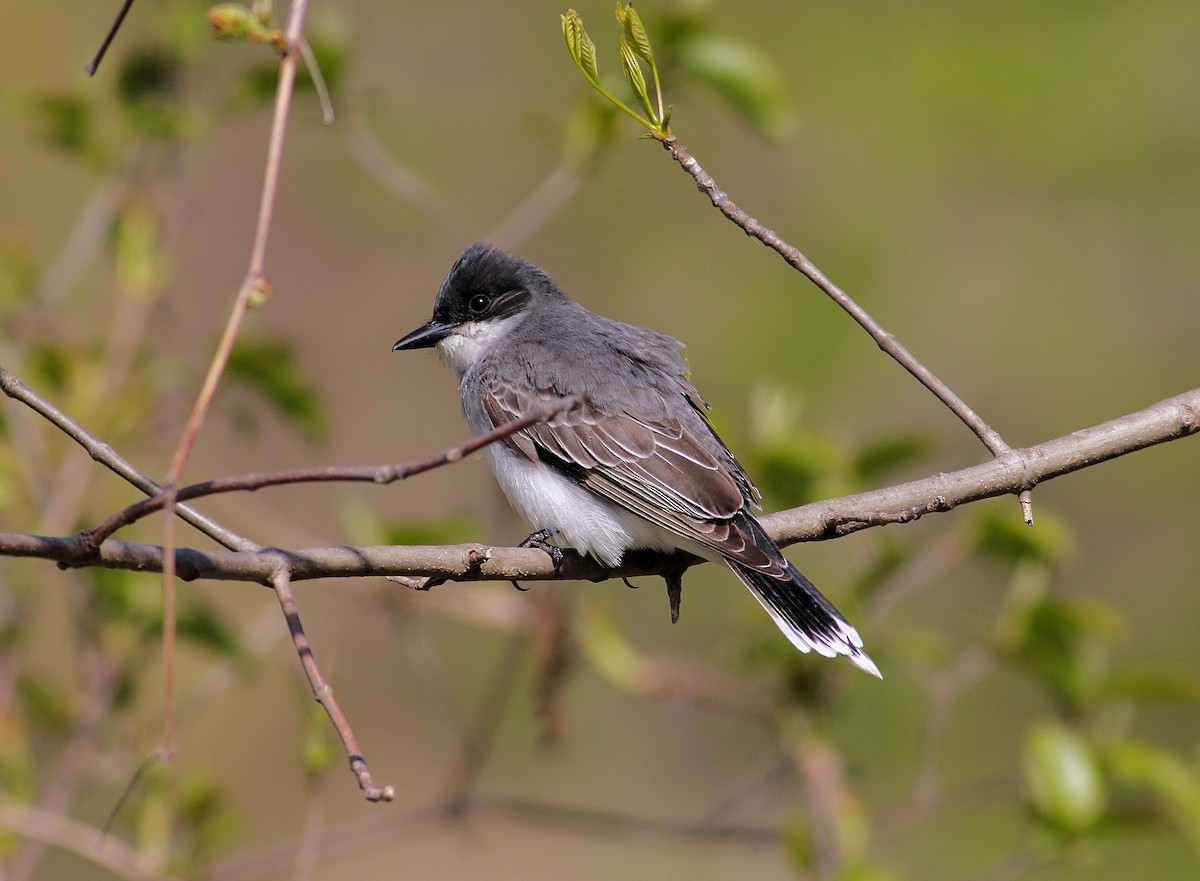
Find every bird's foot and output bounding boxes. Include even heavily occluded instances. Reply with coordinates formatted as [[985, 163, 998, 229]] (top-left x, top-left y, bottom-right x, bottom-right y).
[[518, 528, 565, 569], [510, 529, 565, 592]]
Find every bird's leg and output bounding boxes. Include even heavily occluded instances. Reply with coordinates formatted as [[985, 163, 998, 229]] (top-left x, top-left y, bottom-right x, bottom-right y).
[[511, 529, 565, 591]]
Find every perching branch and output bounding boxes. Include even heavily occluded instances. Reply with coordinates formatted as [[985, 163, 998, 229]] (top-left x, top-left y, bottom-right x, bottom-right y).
[[2, 386, 1194, 585]]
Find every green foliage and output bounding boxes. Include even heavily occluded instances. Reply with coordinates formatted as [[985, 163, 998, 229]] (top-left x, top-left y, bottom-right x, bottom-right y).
[[224, 335, 329, 441], [561, 6, 669, 134], [1024, 720, 1106, 834], [27, 93, 95, 158], [975, 504, 1073, 567]]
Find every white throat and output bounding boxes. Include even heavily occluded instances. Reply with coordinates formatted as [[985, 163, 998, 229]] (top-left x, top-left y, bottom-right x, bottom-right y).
[[436, 314, 524, 377]]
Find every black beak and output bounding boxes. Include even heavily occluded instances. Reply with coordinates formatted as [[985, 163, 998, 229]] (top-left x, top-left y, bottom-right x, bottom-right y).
[[392, 320, 453, 351]]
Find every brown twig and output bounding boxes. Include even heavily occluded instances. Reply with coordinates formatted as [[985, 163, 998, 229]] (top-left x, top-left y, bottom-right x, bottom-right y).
[[655, 133, 1037, 525], [85, 0, 137, 75], [79, 394, 583, 547], [269, 565, 394, 802], [157, 0, 312, 758], [0, 366, 256, 552]]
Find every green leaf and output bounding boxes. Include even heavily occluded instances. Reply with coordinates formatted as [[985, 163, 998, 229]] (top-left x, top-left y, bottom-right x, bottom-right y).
[[853, 433, 933, 484], [1107, 739, 1200, 843], [177, 597, 245, 663], [615, 2, 654, 66], [975, 504, 1073, 566], [27, 93, 93, 157], [680, 35, 797, 142], [1024, 721, 1106, 834], [224, 336, 329, 441], [618, 36, 653, 122], [562, 10, 600, 86]]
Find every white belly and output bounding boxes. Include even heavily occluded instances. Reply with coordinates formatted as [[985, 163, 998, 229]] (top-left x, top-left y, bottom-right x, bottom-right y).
[[484, 443, 675, 567]]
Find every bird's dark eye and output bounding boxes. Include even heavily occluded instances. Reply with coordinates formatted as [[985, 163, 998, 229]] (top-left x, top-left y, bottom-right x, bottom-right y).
[[468, 293, 490, 315]]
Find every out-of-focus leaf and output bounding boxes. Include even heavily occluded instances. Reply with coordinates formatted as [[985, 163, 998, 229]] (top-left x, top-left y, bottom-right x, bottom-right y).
[[1024, 720, 1106, 834], [578, 602, 643, 689], [224, 336, 329, 441], [23, 344, 71, 396], [27, 93, 94, 158], [781, 811, 814, 872], [117, 45, 193, 140], [755, 433, 843, 508], [295, 24, 349, 97], [1107, 739, 1200, 844], [0, 242, 38, 310], [835, 863, 899, 881], [302, 701, 339, 774], [176, 596, 245, 664], [853, 434, 933, 484], [117, 45, 183, 108], [679, 35, 797, 141], [1105, 669, 1200, 704], [975, 505, 1073, 567], [15, 673, 73, 731], [111, 200, 166, 299], [561, 93, 621, 167], [996, 563, 1122, 710]]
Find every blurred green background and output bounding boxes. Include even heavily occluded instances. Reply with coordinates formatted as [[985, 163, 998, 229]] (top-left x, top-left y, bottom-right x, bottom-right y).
[[0, 1, 1198, 879]]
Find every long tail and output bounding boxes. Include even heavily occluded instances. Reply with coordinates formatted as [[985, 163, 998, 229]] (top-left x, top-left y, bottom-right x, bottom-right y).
[[727, 558, 881, 678]]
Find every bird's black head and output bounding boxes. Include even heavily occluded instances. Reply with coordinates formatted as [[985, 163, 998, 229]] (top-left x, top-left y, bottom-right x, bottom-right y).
[[393, 243, 552, 351]]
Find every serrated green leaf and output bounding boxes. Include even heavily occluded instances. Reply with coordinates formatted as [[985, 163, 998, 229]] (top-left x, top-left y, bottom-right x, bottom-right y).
[[1024, 721, 1106, 834], [224, 336, 329, 441], [616, 3, 654, 65], [618, 36, 653, 121], [562, 10, 600, 85]]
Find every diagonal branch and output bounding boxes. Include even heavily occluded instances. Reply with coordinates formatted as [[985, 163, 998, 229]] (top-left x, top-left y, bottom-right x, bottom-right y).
[[268, 565, 394, 802], [655, 133, 1036, 523]]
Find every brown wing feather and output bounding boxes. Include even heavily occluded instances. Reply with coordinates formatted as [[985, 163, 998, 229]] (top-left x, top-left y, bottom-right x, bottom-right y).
[[481, 379, 784, 574]]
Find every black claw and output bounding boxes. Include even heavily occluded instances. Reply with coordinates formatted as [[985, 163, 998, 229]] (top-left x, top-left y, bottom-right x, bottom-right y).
[[622, 577, 639, 590], [511, 579, 530, 592]]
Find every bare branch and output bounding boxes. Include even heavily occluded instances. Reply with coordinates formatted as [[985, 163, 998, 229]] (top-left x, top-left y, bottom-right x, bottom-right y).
[[78, 394, 583, 547], [655, 134, 1037, 523], [1, 387, 1193, 584], [269, 565, 394, 803]]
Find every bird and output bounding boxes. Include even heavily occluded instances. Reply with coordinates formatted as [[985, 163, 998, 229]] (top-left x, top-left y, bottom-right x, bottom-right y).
[[393, 243, 880, 677]]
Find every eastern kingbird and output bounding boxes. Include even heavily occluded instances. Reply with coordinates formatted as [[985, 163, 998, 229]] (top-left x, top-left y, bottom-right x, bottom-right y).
[[393, 243, 879, 677]]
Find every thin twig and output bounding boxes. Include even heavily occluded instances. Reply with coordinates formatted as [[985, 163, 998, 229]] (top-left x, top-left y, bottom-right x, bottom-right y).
[[0, 366, 256, 551], [655, 134, 1037, 524], [80, 394, 583, 547], [158, 0, 312, 758], [269, 565, 394, 802], [85, 0, 137, 76]]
